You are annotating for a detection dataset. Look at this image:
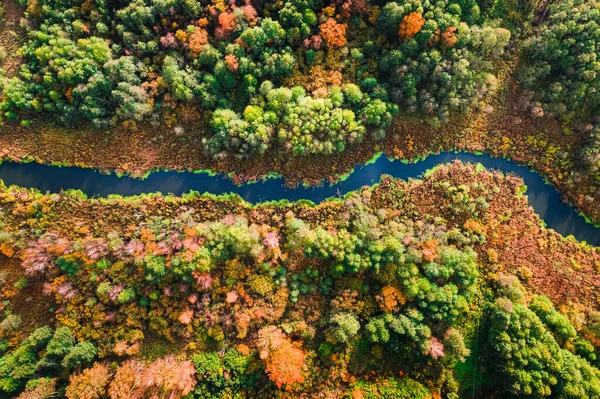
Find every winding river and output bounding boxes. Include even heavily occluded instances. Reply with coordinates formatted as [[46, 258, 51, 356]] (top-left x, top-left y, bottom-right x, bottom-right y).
[[0, 152, 598, 246]]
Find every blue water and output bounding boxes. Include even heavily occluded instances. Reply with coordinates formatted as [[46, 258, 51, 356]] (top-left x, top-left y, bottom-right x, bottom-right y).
[[0, 152, 598, 246]]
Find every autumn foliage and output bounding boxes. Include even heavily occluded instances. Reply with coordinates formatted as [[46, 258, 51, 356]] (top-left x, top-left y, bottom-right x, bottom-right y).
[[108, 356, 196, 399], [65, 363, 112, 399], [108, 359, 144, 399], [319, 18, 348, 48], [135, 355, 196, 399], [399, 12, 425, 40], [225, 54, 240, 72], [258, 326, 306, 388], [188, 27, 209, 56], [16, 379, 57, 399], [378, 285, 406, 312], [216, 11, 237, 40], [441, 27, 458, 50]]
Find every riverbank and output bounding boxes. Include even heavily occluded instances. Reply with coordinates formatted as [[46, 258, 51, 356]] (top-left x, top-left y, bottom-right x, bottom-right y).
[[1, 75, 597, 225], [2, 154, 599, 245]]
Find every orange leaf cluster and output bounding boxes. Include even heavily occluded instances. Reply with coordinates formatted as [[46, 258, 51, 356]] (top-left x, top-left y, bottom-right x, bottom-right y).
[[108, 359, 143, 399], [352, 389, 366, 399], [225, 54, 239, 72], [319, 18, 347, 48], [0, 243, 14, 257], [237, 343, 251, 355], [441, 26, 458, 50], [258, 326, 306, 388], [399, 12, 425, 40], [285, 65, 343, 98], [108, 356, 196, 399], [421, 239, 439, 261], [189, 27, 209, 56], [378, 285, 406, 312], [242, 4, 258, 26], [463, 219, 486, 235], [113, 340, 141, 356], [219, 11, 237, 32], [66, 363, 112, 399], [178, 308, 194, 324]]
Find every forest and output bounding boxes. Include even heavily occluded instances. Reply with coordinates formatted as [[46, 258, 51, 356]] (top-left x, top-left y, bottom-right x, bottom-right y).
[[0, 163, 599, 398], [0, 0, 600, 398]]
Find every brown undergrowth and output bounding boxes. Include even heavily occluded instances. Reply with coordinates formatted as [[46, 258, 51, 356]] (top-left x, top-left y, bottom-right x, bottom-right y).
[[0, 0, 26, 77]]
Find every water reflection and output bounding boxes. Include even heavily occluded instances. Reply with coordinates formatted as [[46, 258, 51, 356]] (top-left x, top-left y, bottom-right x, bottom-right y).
[[0, 153, 598, 246]]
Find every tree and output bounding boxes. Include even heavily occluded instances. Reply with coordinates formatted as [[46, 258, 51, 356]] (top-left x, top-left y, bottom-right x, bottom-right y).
[[582, 127, 600, 178], [328, 312, 361, 344], [399, 12, 425, 41], [257, 326, 305, 388], [518, 0, 600, 120], [488, 297, 562, 396], [488, 295, 600, 397], [529, 295, 577, 342], [162, 56, 197, 102], [61, 342, 97, 370], [192, 350, 256, 397], [0, 315, 22, 331], [319, 18, 347, 48], [108, 359, 144, 399], [46, 327, 76, 357], [15, 378, 56, 399], [65, 363, 111, 399], [133, 355, 196, 399], [349, 377, 433, 399], [0, 327, 53, 394]]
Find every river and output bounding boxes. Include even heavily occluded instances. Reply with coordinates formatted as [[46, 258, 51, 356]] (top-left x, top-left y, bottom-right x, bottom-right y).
[[0, 152, 598, 246]]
